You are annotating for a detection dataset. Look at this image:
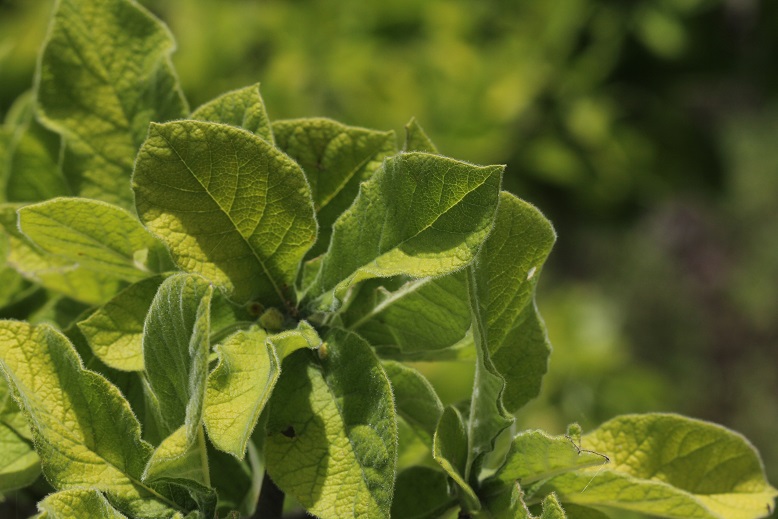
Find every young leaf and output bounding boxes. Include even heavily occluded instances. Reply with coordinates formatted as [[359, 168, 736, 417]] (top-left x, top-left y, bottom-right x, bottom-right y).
[[265, 320, 322, 359], [403, 117, 438, 154], [191, 83, 274, 143], [266, 329, 397, 519], [382, 360, 443, 441], [203, 327, 280, 459], [486, 430, 608, 488], [0, 321, 181, 518], [35, 489, 130, 518], [142, 274, 213, 484], [18, 198, 163, 282], [473, 192, 556, 412], [541, 414, 778, 519], [36, 0, 188, 208], [433, 406, 480, 512], [391, 466, 456, 519], [133, 121, 317, 306], [309, 152, 502, 305], [272, 118, 396, 258], [77, 275, 166, 372]]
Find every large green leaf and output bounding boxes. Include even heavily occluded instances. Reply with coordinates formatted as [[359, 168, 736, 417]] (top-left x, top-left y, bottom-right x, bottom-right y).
[[18, 198, 162, 282], [541, 414, 778, 519], [203, 327, 280, 459], [266, 329, 397, 519], [35, 489, 129, 518], [272, 118, 396, 258], [0, 377, 39, 493], [474, 192, 555, 412], [308, 152, 502, 306], [0, 321, 181, 518], [382, 360, 443, 441], [0, 204, 122, 305], [191, 83, 273, 143], [433, 406, 480, 512], [133, 120, 317, 306], [36, 0, 188, 208], [142, 274, 212, 485], [77, 275, 166, 372]]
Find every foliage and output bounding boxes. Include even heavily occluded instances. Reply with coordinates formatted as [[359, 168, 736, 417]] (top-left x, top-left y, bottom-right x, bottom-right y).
[[0, 1, 775, 518]]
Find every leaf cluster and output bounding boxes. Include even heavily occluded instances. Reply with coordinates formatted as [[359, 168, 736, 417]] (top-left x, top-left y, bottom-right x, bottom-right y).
[[0, 1, 775, 518]]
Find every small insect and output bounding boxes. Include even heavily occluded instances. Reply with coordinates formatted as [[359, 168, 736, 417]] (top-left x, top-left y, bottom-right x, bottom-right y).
[[565, 434, 610, 493]]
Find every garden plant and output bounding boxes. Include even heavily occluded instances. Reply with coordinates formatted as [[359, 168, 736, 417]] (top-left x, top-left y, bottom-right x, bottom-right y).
[[0, 1, 776, 518]]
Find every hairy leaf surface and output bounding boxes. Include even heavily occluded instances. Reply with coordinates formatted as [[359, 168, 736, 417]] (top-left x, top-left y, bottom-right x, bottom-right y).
[[36, 0, 188, 208], [0, 378, 39, 492], [192, 83, 273, 142], [133, 121, 317, 305], [382, 360, 443, 441], [266, 329, 397, 519], [35, 489, 130, 518]]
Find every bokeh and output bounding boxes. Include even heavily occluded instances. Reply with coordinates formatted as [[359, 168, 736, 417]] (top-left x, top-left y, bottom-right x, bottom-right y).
[[2, 0, 777, 516]]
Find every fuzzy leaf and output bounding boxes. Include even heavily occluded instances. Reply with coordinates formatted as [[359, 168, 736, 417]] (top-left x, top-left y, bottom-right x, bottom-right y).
[[265, 320, 322, 360], [77, 275, 165, 372], [383, 360, 443, 441], [433, 406, 480, 512], [192, 83, 273, 143], [403, 118, 438, 154], [204, 327, 279, 459], [36, 0, 188, 208], [0, 321, 180, 517], [272, 118, 396, 257], [36, 489, 129, 518], [309, 152, 502, 305], [133, 121, 317, 306], [142, 274, 212, 484], [392, 466, 455, 519], [18, 198, 162, 282], [0, 376, 39, 492], [542, 414, 778, 519], [266, 329, 397, 519]]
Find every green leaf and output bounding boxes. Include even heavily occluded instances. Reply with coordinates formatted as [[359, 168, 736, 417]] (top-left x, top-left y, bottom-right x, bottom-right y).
[[0, 377, 39, 493], [142, 274, 213, 485], [541, 414, 778, 519], [482, 482, 532, 519], [403, 117, 438, 154], [133, 120, 317, 306], [204, 327, 280, 459], [266, 328, 397, 519], [207, 441, 262, 517], [344, 274, 470, 354], [36, 489, 129, 518], [1, 93, 69, 203], [265, 320, 322, 359], [192, 83, 274, 143], [391, 466, 456, 519], [0, 321, 181, 517], [539, 494, 567, 519], [309, 152, 502, 305], [77, 275, 166, 372], [272, 118, 396, 258], [18, 198, 162, 282], [0, 204, 123, 305], [433, 406, 480, 512], [486, 430, 608, 488], [382, 360, 443, 441], [36, 0, 188, 208], [465, 265, 514, 484], [474, 192, 556, 412]]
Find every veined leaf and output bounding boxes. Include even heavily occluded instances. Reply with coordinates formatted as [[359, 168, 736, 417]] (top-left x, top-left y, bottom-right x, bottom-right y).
[[18, 198, 162, 282], [0, 321, 180, 518], [403, 118, 438, 154], [0, 378, 39, 493], [204, 327, 280, 459], [474, 192, 555, 412], [36, 0, 188, 208], [541, 414, 778, 519], [133, 120, 317, 306], [36, 489, 129, 518], [309, 152, 502, 306], [142, 274, 212, 485], [382, 360, 443, 441], [272, 118, 396, 258], [192, 83, 274, 143], [77, 275, 166, 372], [0, 204, 122, 305], [266, 329, 397, 519], [392, 466, 456, 519], [433, 406, 480, 512], [487, 430, 608, 488]]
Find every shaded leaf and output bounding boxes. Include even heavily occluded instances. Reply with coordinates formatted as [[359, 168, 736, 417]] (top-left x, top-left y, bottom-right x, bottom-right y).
[[383, 360, 443, 441], [433, 406, 480, 512], [392, 466, 455, 519]]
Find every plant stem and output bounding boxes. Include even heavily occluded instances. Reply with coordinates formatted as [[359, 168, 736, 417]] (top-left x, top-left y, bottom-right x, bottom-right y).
[[254, 472, 285, 519]]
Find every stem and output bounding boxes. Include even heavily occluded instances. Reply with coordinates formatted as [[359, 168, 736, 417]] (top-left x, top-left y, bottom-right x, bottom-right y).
[[254, 472, 285, 519]]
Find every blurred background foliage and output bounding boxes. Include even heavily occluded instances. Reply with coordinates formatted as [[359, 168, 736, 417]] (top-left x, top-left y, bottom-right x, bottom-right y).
[[2, 0, 777, 514]]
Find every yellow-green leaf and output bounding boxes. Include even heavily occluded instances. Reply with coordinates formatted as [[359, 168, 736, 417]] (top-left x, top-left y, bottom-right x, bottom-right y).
[[36, 489, 129, 518], [192, 83, 273, 143]]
